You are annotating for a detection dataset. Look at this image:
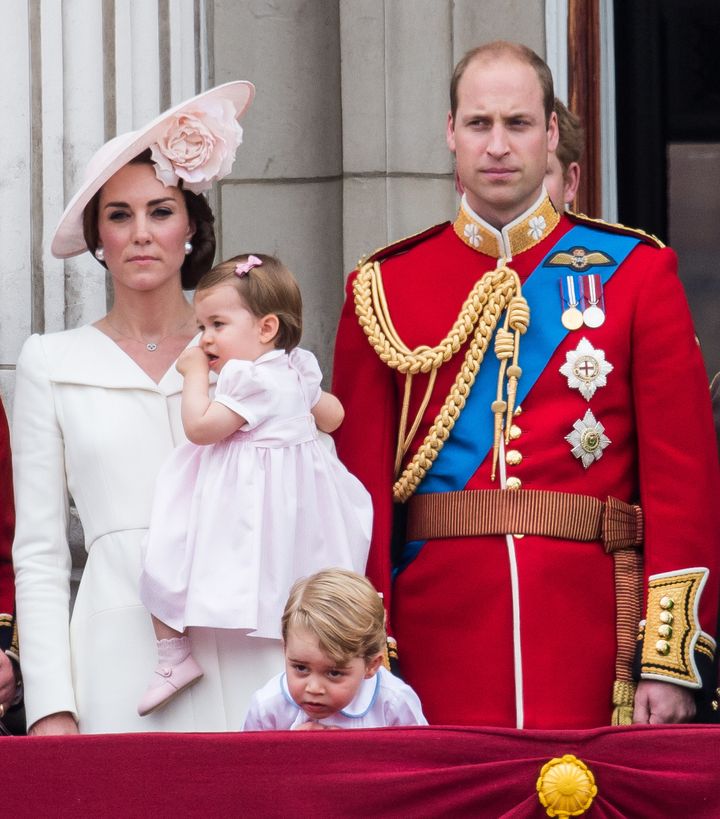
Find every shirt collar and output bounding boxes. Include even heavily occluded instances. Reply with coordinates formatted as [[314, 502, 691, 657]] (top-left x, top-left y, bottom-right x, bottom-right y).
[[337, 672, 380, 718], [453, 189, 560, 260]]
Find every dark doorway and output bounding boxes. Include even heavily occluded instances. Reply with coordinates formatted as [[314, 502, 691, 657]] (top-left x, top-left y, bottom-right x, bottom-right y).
[[615, 0, 720, 377]]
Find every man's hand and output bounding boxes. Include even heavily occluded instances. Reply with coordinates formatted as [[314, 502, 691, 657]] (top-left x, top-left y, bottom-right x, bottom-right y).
[[633, 680, 696, 724]]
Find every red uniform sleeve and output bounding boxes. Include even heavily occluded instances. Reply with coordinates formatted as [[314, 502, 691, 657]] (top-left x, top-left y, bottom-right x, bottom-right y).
[[332, 274, 399, 629], [0, 399, 16, 653], [631, 245, 720, 685]]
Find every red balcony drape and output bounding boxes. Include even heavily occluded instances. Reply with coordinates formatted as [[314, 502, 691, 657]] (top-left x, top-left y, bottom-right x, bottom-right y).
[[4, 724, 720, 818]]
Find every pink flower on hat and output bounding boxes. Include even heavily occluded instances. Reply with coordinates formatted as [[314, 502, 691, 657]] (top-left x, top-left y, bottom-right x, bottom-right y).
[[150, 98, 243, 194]]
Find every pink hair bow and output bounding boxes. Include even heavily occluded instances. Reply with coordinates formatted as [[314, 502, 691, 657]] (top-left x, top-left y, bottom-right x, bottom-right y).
[[235, 255, 262, 277]]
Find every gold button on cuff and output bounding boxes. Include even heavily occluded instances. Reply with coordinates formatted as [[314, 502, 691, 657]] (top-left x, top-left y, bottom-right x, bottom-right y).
[[659, 611, 674, 625], [513, 533, 525, 539], [506, 477, 522, 490], [655, 640, 670, 655], [509, 424, 522, 440], [514, 405, 523, 416], [659, 596, 674, 610], [657, 624, 672, 639], [506, 449, 523, 466], [712, 701, 718, 712]]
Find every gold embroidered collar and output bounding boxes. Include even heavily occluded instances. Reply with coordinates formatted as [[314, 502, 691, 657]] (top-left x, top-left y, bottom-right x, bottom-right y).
[[453, 191, 560, 260]]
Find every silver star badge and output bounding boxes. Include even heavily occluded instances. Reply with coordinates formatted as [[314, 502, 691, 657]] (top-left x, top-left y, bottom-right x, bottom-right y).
[[565, 409, 611, 468], [559, 337, 614, 401]]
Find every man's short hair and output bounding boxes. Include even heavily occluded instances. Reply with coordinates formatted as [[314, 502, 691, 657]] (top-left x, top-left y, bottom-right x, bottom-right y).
[[450, 41, 555, 125], [554, 98, 585, 177]]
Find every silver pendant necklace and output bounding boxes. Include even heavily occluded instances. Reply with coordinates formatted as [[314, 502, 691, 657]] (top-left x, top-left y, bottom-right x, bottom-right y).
[[106, 320, 188, 352]]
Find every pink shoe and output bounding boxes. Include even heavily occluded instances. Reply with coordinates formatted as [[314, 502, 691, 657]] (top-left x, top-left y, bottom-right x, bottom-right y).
[[138, 654, 204, 716]]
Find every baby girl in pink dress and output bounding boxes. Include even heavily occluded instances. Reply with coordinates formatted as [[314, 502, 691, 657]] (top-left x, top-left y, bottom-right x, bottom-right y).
[[138, 254, 372, 716]]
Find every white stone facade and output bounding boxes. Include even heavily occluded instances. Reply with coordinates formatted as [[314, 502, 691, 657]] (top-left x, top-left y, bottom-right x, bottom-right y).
[[0, 0, 546, 409], [0, 0, 546, 585]]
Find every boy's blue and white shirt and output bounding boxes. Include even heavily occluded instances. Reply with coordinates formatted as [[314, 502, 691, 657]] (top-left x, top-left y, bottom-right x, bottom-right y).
[[243, 666, 428, 730]]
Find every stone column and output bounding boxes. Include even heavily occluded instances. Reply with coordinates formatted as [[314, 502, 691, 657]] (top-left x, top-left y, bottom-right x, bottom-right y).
[[0, 0, 204, 596], [339, 0, 456, 275], [210, 0, 345, 380], [339, 0, 546, 276], [0, 0, 205, 412]]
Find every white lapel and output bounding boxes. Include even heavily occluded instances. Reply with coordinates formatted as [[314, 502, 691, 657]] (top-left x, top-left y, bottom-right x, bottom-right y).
[[45, 326, 207, 396]]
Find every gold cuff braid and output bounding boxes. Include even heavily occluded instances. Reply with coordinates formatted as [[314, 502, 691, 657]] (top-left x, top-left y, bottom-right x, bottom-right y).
[[640, 569, 709, 686]]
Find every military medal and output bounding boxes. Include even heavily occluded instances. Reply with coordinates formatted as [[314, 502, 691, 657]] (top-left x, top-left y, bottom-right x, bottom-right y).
[[581, 273, 606, 328], [565, 409, 611, 468], [559, 275, 583, 330], [559, 337, 614, 400]]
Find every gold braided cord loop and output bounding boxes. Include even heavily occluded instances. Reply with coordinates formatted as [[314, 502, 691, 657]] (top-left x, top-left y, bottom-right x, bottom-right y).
[[488, 265, 527, 479], [494, 328, 515, 359], [353, 260, 526, 502], [394, 368, 439, 477], [356, 261, 500, 375], [507, 296, 530, 334], [504, 293, 529, 433]]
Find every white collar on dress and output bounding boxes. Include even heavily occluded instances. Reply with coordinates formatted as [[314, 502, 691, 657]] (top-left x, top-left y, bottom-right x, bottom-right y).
[[252, 349, 285, 366], [44, 325, 206, 395]]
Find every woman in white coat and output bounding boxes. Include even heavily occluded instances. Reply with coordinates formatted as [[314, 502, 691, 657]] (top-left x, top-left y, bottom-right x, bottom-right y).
[[12, 82, 284, 734]]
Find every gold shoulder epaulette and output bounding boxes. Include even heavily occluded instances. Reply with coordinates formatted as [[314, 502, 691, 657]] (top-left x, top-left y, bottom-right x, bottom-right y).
[[567, 211, 665, 249], [358, 222, 450, 269]]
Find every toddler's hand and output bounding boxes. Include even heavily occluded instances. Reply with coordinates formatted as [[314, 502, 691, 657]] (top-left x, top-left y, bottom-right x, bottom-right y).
[[294, 720, 339, 731], [176, 346, 209, 376]]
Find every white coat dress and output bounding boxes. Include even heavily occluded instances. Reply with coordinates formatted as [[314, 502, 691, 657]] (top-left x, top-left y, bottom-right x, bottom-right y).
[[11, 326, 283, 733]]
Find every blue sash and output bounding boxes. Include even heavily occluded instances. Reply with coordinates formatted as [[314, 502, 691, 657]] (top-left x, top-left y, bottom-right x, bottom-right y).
[[394, 224, 641, 577]]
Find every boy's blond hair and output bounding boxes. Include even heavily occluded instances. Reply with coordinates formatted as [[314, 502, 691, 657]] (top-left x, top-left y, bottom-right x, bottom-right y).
[[281, 569, 386, 666]]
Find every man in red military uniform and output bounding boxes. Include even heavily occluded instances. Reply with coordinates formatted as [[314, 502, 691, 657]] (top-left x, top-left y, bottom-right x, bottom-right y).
[[333, 41, 720, 728], [0, 397, 20, 726]]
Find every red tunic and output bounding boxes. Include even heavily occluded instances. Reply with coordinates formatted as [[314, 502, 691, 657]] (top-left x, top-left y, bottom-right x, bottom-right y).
[[333, 204, 720, 728]]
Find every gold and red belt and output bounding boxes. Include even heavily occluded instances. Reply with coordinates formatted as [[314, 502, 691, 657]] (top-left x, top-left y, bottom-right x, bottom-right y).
[[406, 488, 644, 553]]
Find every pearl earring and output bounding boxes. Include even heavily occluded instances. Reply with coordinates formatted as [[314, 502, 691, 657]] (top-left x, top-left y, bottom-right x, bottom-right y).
[[184, 241, 193, 255], [95, 247, 105, 262]]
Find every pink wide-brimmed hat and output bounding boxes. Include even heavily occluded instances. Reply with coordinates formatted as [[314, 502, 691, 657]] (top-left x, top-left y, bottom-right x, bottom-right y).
[[51, 80, 255, 259]]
